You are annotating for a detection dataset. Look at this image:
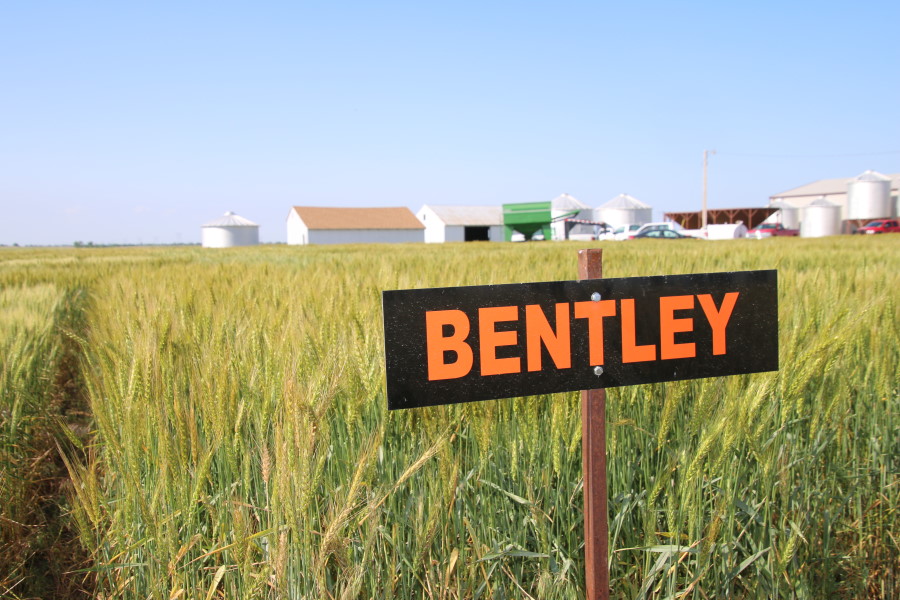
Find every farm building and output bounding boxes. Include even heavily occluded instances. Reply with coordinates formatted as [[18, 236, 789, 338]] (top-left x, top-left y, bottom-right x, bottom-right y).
[[664, 207, 776, 230], [416, 205, 503, 243], [287, 206, 425, 245], [769, 171, 899, 223], [201, 211, 259, 248]]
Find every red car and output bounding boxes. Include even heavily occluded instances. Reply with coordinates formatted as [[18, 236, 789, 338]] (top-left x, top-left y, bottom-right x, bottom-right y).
[[747, 223, 799, 238], [856, 219, 900, 234]]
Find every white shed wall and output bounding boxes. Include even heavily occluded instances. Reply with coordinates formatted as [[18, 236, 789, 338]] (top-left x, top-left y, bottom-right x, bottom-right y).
[[308, 229, 424, 245], [287, 210, 309, 245], [417, 206, 447, 243], [443, 226, 464, 243]]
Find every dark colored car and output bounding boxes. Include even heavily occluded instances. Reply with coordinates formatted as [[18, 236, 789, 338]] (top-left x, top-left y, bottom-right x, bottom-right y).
[[633, 229, 694, 239], [855, 219, 900, 234]]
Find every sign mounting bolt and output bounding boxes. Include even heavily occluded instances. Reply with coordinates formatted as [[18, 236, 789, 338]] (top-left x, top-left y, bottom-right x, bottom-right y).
[[591, 292, 602, 302], [594, 366, 604, 376]]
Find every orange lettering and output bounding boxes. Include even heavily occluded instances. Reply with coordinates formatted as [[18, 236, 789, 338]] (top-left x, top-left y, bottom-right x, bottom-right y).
[[574, 300, 617, 365], [621, 299, 657, 363], [425, 310, 474, 380], [526, 303, 571, 371], [697, 292, 739, 355], [659, 295, 696, 359], [479, 306, 521, 375]]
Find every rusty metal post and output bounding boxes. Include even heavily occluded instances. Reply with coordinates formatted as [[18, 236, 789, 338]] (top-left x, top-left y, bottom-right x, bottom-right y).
[[578, 249, 609, 600]]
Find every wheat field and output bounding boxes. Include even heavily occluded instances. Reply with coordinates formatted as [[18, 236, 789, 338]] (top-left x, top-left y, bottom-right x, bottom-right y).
[[1, 237, 897, 599]]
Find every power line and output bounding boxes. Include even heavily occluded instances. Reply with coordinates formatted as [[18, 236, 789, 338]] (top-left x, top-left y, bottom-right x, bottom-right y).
[[717, 150, 900, 159]]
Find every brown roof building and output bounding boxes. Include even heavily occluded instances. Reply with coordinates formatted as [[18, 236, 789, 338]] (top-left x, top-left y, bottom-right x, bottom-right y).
[[287, 206, 424, 245]]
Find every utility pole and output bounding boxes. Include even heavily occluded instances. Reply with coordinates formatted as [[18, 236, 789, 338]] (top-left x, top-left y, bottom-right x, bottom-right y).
[[702, 150, 716, 229]]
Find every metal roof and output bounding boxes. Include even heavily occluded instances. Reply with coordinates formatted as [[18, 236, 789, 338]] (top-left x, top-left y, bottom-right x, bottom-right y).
[[853, 170, 891, 183], [550, 193, 590, 211], [421, 205, 502, 226], [599, 193, 651, 210], [768, 199, 797, 209], [770, 173, 900, 199], [202, 211, 259, 227], [290, 206, 425, 230]]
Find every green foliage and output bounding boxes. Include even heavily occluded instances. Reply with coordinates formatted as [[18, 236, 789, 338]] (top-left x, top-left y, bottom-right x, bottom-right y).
[[0, 237, 897, 598]]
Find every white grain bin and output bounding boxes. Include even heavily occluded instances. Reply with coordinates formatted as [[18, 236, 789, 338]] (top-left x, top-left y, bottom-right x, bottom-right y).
[[847, 170, 892, 220], [800, 198, 841, 238], [550, 193, 593, 240], [201, 211, 260, 248], [595, 194, 653, 228], [767, 199, 800, 229]]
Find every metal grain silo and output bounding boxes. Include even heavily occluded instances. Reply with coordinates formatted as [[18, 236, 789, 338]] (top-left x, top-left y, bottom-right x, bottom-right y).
[[847, 170, 891, 220], [201, 211, 260, 248], [800, 198, 841, 238], [550, 193, 592, 240], [595, 194, 652, 228], [768, 199, 800, 229]]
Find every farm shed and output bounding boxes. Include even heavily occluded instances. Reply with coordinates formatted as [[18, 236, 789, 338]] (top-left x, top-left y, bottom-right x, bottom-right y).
[[664, 208, 776, 230], [287, 206, 425, 245], [769, 171, 900, 223], [416, 205, 503, 243], [201, 211, 259, 248]]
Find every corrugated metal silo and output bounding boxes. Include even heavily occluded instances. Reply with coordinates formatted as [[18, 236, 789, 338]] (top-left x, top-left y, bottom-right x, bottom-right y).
[[201, 211, 260, 248], [550, 193, 592, 240], [768, 199, 800, 229], [595, 194, 652, 228], [800, 198, 841, 238], [847, 170, 891, 220]]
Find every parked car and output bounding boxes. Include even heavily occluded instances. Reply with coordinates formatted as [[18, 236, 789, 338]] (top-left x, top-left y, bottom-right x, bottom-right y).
[[598, 224, 642, 241], [855, 219, 900, 234], [632, 222, 684, 238], [633, 229, 694, 240], [747, 222, 799, 238]]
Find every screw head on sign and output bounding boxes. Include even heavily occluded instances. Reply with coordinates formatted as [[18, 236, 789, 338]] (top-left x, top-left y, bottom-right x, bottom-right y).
[[594, 366, 603, 376], [591, 292, 602, 302]]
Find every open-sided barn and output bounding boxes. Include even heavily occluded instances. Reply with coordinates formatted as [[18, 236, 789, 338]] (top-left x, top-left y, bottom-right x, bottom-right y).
[[416, 205, 503, 243]]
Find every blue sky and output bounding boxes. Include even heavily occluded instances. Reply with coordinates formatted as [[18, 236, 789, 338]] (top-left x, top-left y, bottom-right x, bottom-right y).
[[2, 1, 898, 245]]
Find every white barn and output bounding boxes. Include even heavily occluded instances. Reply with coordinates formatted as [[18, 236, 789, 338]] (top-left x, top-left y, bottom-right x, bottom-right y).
[[416, 205, 503, 243], [287, 206, 425, 245]]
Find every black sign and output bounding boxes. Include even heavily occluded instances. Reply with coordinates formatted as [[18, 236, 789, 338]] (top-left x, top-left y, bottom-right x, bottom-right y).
[[383, 270, 778, 410]]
